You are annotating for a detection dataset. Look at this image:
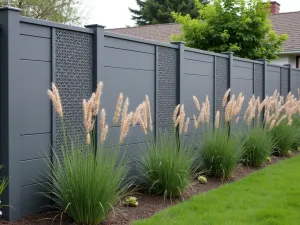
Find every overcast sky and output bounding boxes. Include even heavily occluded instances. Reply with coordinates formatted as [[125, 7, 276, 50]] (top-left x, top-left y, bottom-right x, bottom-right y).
[[84, 0, 300, 28]]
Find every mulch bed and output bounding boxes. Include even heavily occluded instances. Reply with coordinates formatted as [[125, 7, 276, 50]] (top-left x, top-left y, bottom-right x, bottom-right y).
[[0, 155, 290, 225]]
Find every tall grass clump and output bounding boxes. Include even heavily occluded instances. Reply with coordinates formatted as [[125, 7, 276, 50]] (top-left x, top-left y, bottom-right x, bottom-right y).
[[240, 96, 275, 167], [264, 91, 300, 156], [44, 83, 143, 225], [194, 91, 243, 179], [136, 104, 194, 198]]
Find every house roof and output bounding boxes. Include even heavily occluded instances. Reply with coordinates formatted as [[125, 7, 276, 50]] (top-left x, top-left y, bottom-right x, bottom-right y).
[[107, 11, 300, 53]]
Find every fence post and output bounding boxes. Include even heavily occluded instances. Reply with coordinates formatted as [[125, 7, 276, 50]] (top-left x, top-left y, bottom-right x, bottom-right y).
[[84, 24, 105, 144], [258, 59, 267, 98], [0, 6, 21, 221], [170, 41, 185, 104], [221, 52, 233, 90], [284, 64, 292, 93]]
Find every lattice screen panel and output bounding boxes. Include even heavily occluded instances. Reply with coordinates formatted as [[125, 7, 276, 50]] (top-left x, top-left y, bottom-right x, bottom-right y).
[[254, 64, 264, 98], [215, 57, 229, 111], [54, 29, 93, 156], [156, 46, 177, 135], [280, 68, 289, 97]]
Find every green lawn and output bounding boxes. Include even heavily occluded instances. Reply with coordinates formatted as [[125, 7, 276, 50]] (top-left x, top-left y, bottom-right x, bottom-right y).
[[133, 155, 300, 225]]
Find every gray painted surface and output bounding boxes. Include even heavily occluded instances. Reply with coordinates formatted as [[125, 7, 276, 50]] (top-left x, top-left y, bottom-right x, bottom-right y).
[[0, 8, 299, 221]]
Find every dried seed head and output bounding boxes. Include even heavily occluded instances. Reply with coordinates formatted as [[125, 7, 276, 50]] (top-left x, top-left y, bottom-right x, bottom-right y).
[[86, 133, 91, 145], [222, 88, 231, 108], [288, 119, 293, 126], [205, 95, 210, 124], [179, 105, 185, 135], [121, 97, 129, 126], [133, 103, 143, 127], [82, 99, 87, 129], [173, 104, 180, 124], [184, 117, 190, 134], [198, 103, 206, 124], [86, 94, 95, 132], [236, 116, 240, 124], [269, 119, 276, 130], [215, 111, 220, 129], [100, 108, 106, 131], [193, 115, 199, 129], [113, 93, 124, 125], [276, 115, 287, 126], [93, 82, 103, 116], [48, 84, 63, 118], [100, 125, 109, 144], [120, 112, 133, 144], [193, 96, 201, 111], [145, 95, 153, 131]]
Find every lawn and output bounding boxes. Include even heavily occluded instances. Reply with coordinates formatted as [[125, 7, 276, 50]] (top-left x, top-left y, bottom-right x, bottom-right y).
[[133, 155, 300, 225]]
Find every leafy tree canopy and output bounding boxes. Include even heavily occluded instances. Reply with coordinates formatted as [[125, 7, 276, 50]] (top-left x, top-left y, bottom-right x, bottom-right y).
[[1, 0, 83, 24], [130, 0, 209, 26], [172, 0, 287, 60]]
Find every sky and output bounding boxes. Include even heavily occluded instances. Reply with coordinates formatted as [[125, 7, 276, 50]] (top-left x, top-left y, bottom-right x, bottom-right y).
[[84, 0, 300, 29]]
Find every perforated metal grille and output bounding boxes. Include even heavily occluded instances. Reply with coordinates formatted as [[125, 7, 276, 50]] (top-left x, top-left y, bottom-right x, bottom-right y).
[[54, 29, 93, 154], [215, 57, 229, 111], [156, 47, 177, 134], [254, 64, 264, 98], [280, 68, 289, 96]]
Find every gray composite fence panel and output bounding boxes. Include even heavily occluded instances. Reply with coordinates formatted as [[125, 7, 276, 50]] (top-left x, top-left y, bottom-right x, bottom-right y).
[[0, 7, 297, 221]]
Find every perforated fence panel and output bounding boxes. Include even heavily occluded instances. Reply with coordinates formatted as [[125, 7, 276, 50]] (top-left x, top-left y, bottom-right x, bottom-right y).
[[54, 29, 93, 156], [156, 46, 177, 135], [215, 57, 229, 111]]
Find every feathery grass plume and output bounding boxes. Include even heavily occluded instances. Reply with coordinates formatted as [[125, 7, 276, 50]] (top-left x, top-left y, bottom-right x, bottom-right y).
[[236, 116, 240, 124], [133, 103, 143, 127], [184, 117, 190, 134], [48, 85, 63, 118], [179, 105, 185, 135], [51, 83, 63, 118], [86, 93, 95, 132], [232, 93, 244, 116], [100, 125, 108, 144], [138, 112, 148, 135], [113, 93, 124, 125], [93, 82, 103, 116], [173, 104, 180, 124], [269, 119, 276, 130], [142, 101, 148, 130], [121, 97, 129, 126], [280, 96, 284, 105], [198, 103, 206, 124], [286, 92, 292, 102], [48, 90, 61, 118], [276, 115, 287, 126], [193, 115, 199, 129], [145, 95, 153, 131], [86, 133, 91, 145], [120, 112, 133, 144], [100, 108, 106, 131], [193, 96, 201, 111], [288, 119, 293, 126], [215, 111, 220, 129], [205, 95, 210, 124], [225, 95, 235, 122], [298, 88, 300, 100], [247, 105, 256, 126], [222, 88, 231, 108]]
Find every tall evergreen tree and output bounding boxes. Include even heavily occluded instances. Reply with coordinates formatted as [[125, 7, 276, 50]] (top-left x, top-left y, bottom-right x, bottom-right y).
[[129, 0, 209, 26]]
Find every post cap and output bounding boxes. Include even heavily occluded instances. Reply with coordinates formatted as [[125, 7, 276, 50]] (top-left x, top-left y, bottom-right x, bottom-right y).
[[0, 6, 21, 12], [170, 41, 186, 45], [222, 51, 234, 55], [85, 24, 106, 29]]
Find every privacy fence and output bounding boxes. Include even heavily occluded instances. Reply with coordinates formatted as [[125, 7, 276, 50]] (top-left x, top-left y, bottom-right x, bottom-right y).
[[0, 6, 300, 221]]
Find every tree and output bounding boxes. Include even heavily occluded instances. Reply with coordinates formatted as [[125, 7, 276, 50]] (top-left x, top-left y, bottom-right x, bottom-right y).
[[129, 0, 210, 26], [1, 0, 83, 24], [172, 0, 287, 60]]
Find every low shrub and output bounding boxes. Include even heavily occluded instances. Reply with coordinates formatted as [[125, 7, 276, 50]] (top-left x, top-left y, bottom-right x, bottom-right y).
[[43, 145, 129, 225], [136, 131, 194, 198], [270, 122, 298, 156], [199, 129, 241, 179], [0, 165, 8, 216], [241, 127, 275, 167]]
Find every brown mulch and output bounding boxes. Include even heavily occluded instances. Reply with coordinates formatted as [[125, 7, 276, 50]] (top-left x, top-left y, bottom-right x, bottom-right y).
[[0, 155, 288, 225]]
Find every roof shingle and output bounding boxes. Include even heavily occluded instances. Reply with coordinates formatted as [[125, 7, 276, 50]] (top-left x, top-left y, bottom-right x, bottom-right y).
[[107, 11, 300, 52]]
